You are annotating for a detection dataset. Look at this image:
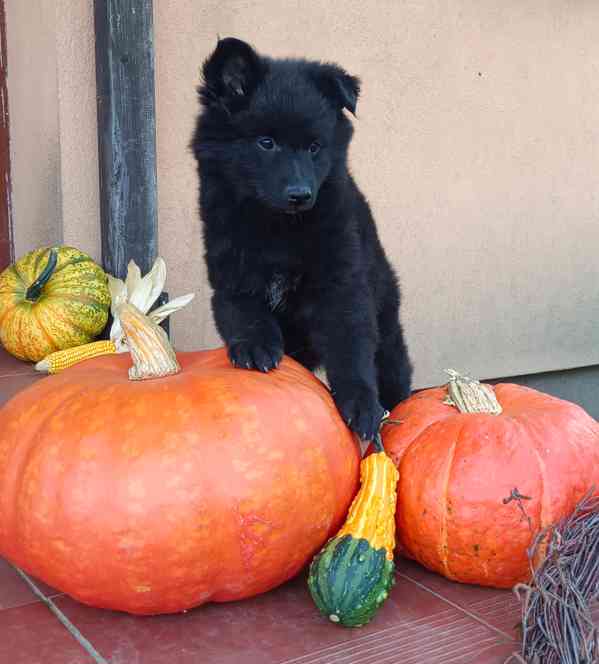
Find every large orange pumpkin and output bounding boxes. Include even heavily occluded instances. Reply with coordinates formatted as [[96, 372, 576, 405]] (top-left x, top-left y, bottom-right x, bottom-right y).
[[0, 305, 360, 614], [379, 372, 599, 588]]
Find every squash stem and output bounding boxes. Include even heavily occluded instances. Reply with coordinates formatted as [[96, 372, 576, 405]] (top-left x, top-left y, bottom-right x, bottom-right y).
[[373, 410, 401, 452], [25, 249, 58, 302], [372, 432, 384, 453]]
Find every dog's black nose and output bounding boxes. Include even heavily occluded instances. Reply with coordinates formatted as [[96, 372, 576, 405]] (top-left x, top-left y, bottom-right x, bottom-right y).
[[286, 185, 313, 205]]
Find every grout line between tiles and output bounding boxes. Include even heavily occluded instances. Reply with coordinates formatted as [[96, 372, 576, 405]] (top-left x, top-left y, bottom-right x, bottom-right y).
[[397, 572, 520, 644], [0, 594, 64, 612], [12, 566, 109, 664]]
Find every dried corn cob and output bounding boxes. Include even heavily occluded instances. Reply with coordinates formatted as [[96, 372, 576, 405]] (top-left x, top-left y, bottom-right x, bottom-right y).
[[35, 340, 116, 374]]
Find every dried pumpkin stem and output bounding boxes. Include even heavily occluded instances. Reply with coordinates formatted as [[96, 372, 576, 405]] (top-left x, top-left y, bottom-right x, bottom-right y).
[[25, 248, 58, 302], [443, 369, 502, 415], [117, 302, 180, 381]]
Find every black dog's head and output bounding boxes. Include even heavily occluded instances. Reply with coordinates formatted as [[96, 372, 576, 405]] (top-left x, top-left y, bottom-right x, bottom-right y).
[[195, 38, 360, 214]]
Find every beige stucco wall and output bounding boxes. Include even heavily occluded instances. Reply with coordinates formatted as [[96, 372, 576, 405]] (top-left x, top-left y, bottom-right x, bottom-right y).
[[6, 0, 100, 258], [7, 1, 599, 389], [6, 0, 61, 253]]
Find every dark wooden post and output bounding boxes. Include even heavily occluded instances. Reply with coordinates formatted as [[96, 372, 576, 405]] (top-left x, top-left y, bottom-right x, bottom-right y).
[[94, 0, 169, 333], [94, 0, 158, 280]]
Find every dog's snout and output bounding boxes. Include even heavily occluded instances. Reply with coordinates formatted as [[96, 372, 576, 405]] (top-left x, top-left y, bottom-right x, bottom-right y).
[[286, 185, 313, 205]]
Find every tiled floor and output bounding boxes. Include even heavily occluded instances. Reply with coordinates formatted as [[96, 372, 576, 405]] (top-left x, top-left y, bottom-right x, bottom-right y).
[[0, 347, 584, 664]]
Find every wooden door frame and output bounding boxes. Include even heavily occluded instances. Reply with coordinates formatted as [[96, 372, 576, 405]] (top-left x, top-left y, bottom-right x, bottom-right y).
[[0, 0, 12, 271]]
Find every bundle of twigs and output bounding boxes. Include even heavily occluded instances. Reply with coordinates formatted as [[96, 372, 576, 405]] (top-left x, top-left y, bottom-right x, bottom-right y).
[[508, 490, 599, 664]]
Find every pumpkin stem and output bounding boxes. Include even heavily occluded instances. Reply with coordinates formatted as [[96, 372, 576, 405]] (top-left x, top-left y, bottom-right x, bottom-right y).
[[117, 302, 180, 381], [444, 369, 502, 415], [25, 249, 58, 302]]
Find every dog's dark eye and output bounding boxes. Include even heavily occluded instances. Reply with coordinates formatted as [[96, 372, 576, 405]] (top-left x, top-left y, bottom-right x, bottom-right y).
[[309, 141, 321, 155], [257, 137, 275, 151]]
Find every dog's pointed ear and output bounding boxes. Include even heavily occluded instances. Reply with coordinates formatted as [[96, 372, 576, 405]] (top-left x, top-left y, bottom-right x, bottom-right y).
[[200, 38, 264, 109], [313, 63, 361, 115]]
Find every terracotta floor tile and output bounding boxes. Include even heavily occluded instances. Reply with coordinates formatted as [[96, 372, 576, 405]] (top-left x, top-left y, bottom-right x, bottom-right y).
[[0, 557, 65, 607], [0, 559, 40, 611], [477, 642, 520, 663], [0, 373, 44, 407], [55, 569, 514, 664], [398, 557, 521, 639], [0, 349, 36, 378], [0, 603, 94, 664]]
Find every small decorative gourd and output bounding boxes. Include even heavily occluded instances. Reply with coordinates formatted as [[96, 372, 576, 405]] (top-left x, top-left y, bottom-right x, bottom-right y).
[[0, 246, 110, 361], [308, 433, 399, 627]]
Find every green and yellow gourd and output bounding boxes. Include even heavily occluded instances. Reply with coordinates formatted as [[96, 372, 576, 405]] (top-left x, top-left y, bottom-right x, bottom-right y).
[[308, 433, 399, 627], [0, 246, 110, 362]]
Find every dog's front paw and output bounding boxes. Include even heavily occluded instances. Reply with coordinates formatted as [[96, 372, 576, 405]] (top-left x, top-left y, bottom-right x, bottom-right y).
[[228, 340, 284, 373], [334, 382, 385, 441]]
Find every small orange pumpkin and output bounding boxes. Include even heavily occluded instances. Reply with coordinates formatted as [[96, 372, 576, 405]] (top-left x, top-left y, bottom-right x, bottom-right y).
[[0, 304, 360, 614], [379, 371, 599, 588]]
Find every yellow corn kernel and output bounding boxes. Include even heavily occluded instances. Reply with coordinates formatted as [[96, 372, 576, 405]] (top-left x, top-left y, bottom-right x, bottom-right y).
[[35, 340, 116, 374]]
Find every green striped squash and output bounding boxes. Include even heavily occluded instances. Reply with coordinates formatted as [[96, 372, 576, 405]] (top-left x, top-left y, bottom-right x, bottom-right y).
[[0, 246, 110, 362], [308, 443, 399, 627]]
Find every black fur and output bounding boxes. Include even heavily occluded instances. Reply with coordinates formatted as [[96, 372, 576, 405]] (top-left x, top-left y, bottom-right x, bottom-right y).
[[191, 38, 412, 441]]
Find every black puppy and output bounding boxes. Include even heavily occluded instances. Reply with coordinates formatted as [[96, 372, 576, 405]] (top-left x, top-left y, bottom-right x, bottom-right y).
[[191, 38, 412, 441]]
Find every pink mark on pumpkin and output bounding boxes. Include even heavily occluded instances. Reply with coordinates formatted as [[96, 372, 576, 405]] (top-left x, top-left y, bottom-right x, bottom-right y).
[[237, 510, 276, 569]]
